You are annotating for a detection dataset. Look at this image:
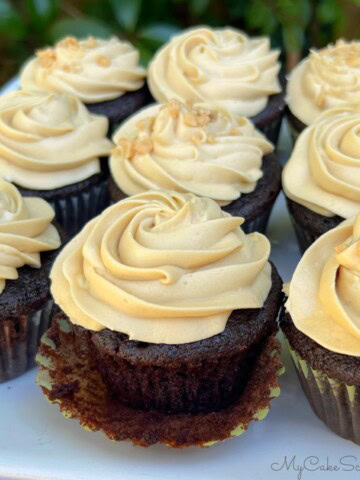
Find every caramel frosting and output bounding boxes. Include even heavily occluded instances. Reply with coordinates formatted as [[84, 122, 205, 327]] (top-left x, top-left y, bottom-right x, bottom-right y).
[[0, 181, 61, 294], [110, 100, 274, 206], [0, 90, 113, 189], [51, 190, 272, 344], [283, 105, 360, 218], [148, 27, 281, 117], [286, 214, 360, 356], [287, 40, 360, 125], [20, 36, 146, 103]]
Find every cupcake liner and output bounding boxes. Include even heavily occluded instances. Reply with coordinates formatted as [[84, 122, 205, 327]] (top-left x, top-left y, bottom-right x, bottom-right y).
[[285, 339, 360, 445], [0, 300, 55, 383], [36, 316, 284, 448]]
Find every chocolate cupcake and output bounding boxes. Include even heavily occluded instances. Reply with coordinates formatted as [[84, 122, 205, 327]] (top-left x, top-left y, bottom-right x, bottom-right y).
[[281, 214, 360, 444], [147, 27, 286, 144], [36, 190, 284, 447], [283, 105, 360, 253], [19, 36, 150, 132], [109, 100, 281, 233], [286, 39, 360, 141], [0, 181, 63, 383], [0, 90, 113, 237]]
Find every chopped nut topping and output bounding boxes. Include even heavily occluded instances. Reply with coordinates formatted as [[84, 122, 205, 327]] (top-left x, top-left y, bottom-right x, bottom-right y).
[[37, 48, 57, 68], [207, 136, 216, 144], [192, 135, 202, 146], [316, 89, 325, 108], [230, 128, 240, 136], [168, 99, 181, 118], [136, 118, 154, 132], [196, 113, 211, 126], [117, 138, 134, 158], [58, 36, 80, 49], [184, 112, 198, 127], [346, 55, 360, 67], [134, 138, 153, 155], [96, 55, 111, 67], [335, 243, 347, 254], [87, 36, 97, 48], [237, 117, 247, 126]]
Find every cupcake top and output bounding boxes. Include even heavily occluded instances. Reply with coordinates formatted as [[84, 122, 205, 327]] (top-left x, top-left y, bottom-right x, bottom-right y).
[[286, 214, 360, 356], [20, 36, 146, 104], [287, 39, 360, 125], [0, 181, 61, 294], [51, 190, 272, 344], [148, 27, 281, 117], [283, 105, 360, 218], [110, 100, 274, 205], [0, 90, 113, 190]]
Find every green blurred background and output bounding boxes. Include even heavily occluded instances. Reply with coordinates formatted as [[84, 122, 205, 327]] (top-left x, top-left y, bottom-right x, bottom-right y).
[[1, 0, 360, 86]]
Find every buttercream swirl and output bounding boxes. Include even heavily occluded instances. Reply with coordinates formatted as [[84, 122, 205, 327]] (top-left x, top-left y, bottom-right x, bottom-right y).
[[20, 36, 146, 103], [110, 100, 274, 206], [286, 214, 360, 356], [148, 27, 281, 117], [0, 181, 61, 294], [50, 190, 272, 344], [283, 105, 360, 218], [287, 39, 360, 125], [0, 90, 113, 189]]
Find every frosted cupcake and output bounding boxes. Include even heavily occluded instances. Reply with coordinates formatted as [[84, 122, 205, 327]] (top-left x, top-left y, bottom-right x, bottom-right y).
[[109, 100, 281, 233], [148, 27, 285, 144]]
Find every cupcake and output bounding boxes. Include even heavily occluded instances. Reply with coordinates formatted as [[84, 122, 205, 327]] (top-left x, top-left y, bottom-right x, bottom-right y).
[[147, 27, 285, 144], [281, 214, 360, 444], [0, 89, 114, 237], [109, 100, 281, 233], [283, 105, 360, 253], [0, 180, 63, 383], [286, 39, 360, 140], [20, 36, 149, 131], [36, 190, 284, 448]]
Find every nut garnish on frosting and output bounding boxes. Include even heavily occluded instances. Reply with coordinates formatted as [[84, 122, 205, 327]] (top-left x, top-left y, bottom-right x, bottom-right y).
[[0, 181, 61, 294], [287, 39, 360, 125], [286, 214, 360, 356], [283, 105, 360, 218], [20, 36, 146, 103], [50, 190, 272, 344], [110, 100, 273, 205], [148, 27, 281, 117], [0, 90, 113, 190]]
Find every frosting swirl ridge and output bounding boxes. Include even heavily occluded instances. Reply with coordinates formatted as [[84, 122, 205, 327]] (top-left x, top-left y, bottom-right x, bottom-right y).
[[0, 181, 61, 294], [51, 190, 272, 344], [148, 27, 281, 117], [110, 100, 274, 205]]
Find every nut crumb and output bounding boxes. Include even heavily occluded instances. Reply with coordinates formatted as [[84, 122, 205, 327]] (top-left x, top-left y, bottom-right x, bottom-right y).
[[96, 55, 111, 67]]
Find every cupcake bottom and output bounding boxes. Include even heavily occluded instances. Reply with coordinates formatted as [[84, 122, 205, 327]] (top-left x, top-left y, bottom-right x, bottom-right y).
[[281, 309, 360, 445], [285, 106, 307, 144], [109, 153, 282, 234], [36, 315, 283, 448], [286, 197, 343, 253]]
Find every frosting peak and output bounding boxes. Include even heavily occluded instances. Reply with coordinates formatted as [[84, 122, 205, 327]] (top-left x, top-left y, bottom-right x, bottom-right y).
[[0, 181, 61, 294], [51, 190, 272, 344], [20, 36, 146, 103], [148, 27, 281, 117], [110, 100, 273, 205]]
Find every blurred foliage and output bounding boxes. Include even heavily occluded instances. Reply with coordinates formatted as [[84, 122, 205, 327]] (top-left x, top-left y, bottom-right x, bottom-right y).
[[1, 0, 360, 85]]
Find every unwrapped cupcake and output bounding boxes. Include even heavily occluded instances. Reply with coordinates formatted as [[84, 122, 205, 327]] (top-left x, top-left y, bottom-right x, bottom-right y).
[[109, 100, 281, 233], [148, 26, 285, 144], [36, 190, 284, 447]]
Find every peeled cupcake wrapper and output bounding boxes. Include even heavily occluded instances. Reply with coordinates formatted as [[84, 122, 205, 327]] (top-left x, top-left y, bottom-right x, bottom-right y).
[[284, 338, 360, 445], [0, 300, 55, 383], [36, 316, 284, 448]]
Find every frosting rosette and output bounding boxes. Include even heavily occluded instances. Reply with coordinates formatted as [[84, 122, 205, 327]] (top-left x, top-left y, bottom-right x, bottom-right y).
[[20, 36, 146, 103], [0, 181, 61, 294], [148, 27, 281, 117], [0, 90, 113, 190], [110, 100, 274, 206], [51, 190, 272, 344], [286, 214, 360, 356], [283, 105, 360, 218], [287, 40, 360, 125]]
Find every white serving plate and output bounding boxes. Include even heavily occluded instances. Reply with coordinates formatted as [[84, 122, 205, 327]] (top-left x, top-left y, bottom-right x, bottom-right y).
[[1, 81, 360, 480]]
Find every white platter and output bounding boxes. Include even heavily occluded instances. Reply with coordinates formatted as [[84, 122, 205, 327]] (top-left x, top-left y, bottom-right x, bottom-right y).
[[1, 81, 360, 480]]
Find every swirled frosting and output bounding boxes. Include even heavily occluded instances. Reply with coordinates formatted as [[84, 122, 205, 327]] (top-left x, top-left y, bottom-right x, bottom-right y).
[[0, 181, 61, 294], [110, 100, 274, 205], [287, 40, 360, 125], [51, 190, 272, 344], [286, 214, 360, 356], [283, 105, 360, 218], [20, 36, 146, 103], [148, 27, 281, 117], [0, 90, 113, 189]]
